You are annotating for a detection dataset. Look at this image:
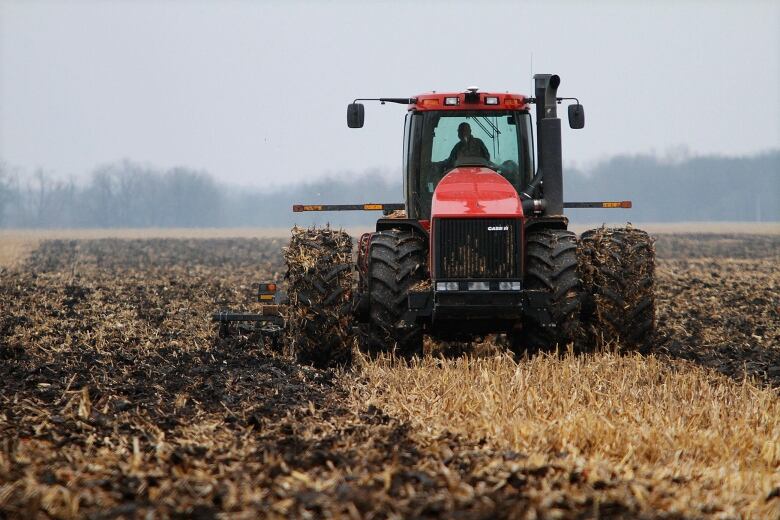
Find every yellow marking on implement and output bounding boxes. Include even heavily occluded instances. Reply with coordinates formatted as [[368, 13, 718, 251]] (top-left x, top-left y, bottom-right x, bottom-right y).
[[259, 294, 274, 301], [602, 202, 622, 208], [363, 204, 383, 210], [303, 205, 322, 211]]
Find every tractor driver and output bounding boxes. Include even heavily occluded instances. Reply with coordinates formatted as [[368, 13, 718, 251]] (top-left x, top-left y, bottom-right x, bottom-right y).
[[444, 122, 490, 168]]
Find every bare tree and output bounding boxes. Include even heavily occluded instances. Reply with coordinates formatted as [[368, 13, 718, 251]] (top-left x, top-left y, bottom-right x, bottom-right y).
[[0, 162, 15, 227]]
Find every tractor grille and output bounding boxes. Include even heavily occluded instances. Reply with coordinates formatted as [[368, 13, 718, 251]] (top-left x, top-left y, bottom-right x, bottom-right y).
[[435, 218, 520, 279]]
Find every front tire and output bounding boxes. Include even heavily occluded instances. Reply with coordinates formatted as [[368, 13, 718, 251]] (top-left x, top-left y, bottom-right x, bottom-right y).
[[511, 229, 582, 353], [360, 229, 427, 358]]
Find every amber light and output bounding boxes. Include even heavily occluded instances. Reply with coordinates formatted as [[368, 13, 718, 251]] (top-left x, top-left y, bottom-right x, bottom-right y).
[[420, 98, 440, 107]]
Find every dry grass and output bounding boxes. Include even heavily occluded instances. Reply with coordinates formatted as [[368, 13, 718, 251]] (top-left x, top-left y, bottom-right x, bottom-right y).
[[355, 351, 780, 517], [0, 236, 39, 267]]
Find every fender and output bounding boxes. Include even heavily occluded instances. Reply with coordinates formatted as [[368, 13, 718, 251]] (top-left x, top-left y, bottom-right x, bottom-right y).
[[376, 218, 430, 237], [525, 216, 569, 233]]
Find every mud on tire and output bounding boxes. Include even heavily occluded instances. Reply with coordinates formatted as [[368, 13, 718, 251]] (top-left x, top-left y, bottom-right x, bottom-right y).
[[361, 229, 426, 358], [284, 226, 354, 368], [512, 229, 582, 353], [579, 226, 656, 350]]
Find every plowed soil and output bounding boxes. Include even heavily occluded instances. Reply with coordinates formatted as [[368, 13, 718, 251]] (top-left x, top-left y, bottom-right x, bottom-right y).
[[1, 233, 778, 519]]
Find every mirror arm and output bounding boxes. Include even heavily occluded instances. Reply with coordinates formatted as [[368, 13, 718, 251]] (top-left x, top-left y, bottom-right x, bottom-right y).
[[353, 97, 416, 105], [522, 97, 580, 106], [556, 96, 580, 106]]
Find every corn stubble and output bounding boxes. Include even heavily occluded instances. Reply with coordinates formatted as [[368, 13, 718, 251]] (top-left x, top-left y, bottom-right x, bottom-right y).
[[0, 234, 778, 519], [357, 351, 779, 518]]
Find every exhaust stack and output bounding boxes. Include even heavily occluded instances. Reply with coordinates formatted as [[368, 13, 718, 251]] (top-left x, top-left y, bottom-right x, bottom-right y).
[[534, 74, 563, 215]]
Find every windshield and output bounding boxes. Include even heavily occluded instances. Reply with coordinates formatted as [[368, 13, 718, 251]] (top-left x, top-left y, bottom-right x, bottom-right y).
[[407, 110, 533, 218]]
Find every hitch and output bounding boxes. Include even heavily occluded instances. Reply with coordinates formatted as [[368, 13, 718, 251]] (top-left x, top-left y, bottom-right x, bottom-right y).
[[212, 282, 287, 340]]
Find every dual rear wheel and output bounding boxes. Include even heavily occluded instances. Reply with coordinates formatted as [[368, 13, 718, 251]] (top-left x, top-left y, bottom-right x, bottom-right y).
[[514, 226, 656, 352], [283, 227, 426, 365]]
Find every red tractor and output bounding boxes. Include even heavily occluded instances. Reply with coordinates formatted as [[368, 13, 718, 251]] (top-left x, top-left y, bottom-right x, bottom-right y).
[[219, 74, 655, 365]]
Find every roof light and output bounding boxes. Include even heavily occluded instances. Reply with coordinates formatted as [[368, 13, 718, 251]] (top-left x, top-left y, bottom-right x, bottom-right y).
[[484, 96, 499, 105], [444, 97, 459, 106], [504, 97, 523, 107], [420, 98, 440, 107]]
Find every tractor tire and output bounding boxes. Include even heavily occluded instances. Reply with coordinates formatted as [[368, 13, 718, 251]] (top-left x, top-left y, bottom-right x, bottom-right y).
[[511, 229, 582, 353], [578, 226, 656, 350], [284, 226, 354, 368], [360, 229, 426, 358]]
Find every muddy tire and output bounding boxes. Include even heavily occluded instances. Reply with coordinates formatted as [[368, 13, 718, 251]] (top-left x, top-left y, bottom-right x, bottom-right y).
[[360, 229, 426, 358], [511, 229, 582, 353], [284, 226, 354, 368], [578, 226, 656, 349]]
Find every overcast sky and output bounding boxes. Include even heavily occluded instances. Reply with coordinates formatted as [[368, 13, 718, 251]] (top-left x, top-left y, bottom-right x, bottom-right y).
[[1, 0, 778, 187]]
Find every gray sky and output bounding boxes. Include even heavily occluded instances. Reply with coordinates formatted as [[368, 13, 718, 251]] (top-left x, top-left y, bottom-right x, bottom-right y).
[[1, 0, 778, 187]]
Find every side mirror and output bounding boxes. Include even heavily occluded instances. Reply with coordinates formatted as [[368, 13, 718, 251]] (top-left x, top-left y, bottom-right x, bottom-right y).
[[347, 103, 365, 128], [568, 104, 585, 129]]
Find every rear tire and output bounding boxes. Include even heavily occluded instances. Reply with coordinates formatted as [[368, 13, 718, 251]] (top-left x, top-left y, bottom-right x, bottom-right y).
[[511, 229, 582, 353], [284, 226, 354, 368], [578, 226, 656, 350], [360, 229, 426, 358]]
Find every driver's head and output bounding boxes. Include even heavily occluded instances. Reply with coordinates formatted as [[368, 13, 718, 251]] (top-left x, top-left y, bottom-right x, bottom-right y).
[[457, 122, 472, 142]]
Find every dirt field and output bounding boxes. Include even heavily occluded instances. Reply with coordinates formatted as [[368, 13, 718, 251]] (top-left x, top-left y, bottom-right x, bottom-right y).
[[0, 232, 778, 518], [2, 222, 778, 267]]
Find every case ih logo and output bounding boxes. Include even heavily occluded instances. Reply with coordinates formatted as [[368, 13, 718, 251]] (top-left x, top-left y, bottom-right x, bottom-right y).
[[487, 226, 510, 231]]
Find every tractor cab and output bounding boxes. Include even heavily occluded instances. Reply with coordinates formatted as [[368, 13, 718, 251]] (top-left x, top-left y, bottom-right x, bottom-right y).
[[402, 95, 536, 219]]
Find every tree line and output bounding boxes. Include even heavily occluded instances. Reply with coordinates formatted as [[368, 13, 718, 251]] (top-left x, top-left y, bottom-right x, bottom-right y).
[[0, 151, 777, 228], [0, 161, 221, 228]]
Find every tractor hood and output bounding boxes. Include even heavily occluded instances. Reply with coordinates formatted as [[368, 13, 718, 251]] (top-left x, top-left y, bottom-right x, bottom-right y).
[[431, 167, 523, 218]]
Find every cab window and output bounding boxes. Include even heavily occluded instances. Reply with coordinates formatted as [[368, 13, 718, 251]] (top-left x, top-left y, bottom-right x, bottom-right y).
[[409, 110, 532, 218]]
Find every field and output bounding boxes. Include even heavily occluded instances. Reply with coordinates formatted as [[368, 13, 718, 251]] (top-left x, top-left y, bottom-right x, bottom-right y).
[[0, 230, 778, 518]]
